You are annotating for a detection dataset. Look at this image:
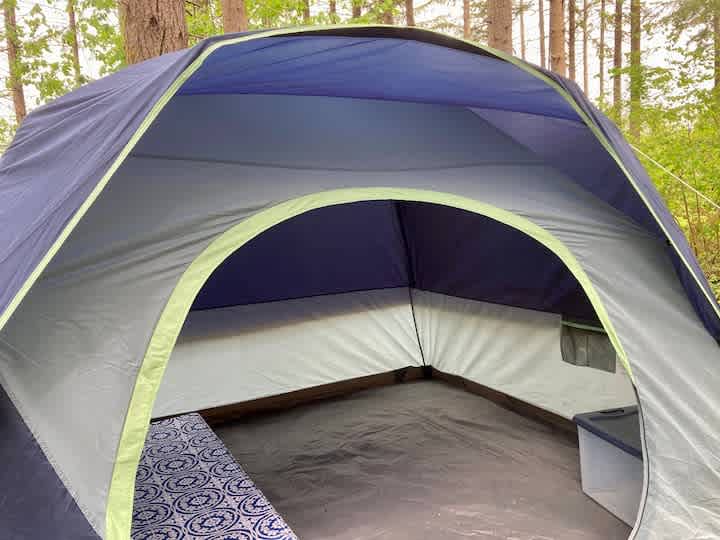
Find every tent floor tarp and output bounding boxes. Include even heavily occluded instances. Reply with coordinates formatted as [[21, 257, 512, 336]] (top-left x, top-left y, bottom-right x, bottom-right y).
[[215, 379, 632, 540]]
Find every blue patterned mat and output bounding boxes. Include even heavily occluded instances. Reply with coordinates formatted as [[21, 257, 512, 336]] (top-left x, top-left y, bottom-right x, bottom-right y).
[[132, 413, 298, 540]]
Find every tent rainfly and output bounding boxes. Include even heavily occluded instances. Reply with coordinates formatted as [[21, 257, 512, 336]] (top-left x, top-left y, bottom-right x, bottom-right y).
[[0, 26, 718, 540]]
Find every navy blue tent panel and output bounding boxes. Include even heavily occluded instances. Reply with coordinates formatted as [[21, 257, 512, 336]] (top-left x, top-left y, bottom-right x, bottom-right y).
[[0, 386, 98, 540], [192, 201, 597, 322], [399, 202, 598, 321], [192, 201, 409, 309]]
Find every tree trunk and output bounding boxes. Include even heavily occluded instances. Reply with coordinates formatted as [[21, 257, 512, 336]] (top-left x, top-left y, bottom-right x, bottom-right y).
[[629, 0, 641, 135], [329, 0, 337, 20], [221, 0, 248, 33], [488, 0, 513, 54], [550, 0, 566, 75], [302, 0, 310, 23], [381, 0, 394, 24], [353, 0, 362, 18], [520, 2, 527, 59], [67, 0, 82, 87], [405, 0, 414, 25], [714, 7, 719, 90], [539, 0, 546, 67], [613, 0, 623, 117], [599, 0, 606, 102], [582, 0, 588, 93], [568, 0, 576, 80], [463, 0, 471, 39], [119, 0, 188, 65], [3, 0, 26, 123]]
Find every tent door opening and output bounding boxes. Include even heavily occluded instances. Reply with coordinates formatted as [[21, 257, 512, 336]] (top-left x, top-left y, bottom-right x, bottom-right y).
[[139, 199, 641, 540]]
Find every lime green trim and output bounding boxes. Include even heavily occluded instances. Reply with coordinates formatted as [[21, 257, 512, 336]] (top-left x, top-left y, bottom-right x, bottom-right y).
[[105, 187, 634, 540], [1, 24, 716, 338], [562, 320, 607, 333]]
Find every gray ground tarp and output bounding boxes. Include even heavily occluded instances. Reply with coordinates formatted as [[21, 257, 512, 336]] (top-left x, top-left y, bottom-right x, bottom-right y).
[[216, 380, 632, 540]]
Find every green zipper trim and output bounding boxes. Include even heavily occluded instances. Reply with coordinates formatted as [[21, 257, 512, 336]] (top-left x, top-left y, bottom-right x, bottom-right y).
[[562, 320, 608, 333]]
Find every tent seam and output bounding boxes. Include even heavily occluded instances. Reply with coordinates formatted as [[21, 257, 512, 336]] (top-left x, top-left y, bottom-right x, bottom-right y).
[[391, 201, 427, 367]]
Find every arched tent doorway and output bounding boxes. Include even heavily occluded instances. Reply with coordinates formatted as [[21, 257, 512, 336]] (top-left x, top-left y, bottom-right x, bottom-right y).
[[108, 189, 641, 539]]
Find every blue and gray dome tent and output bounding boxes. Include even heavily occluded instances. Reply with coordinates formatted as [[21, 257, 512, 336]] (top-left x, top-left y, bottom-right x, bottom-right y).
[[0, 25, 718, 540]]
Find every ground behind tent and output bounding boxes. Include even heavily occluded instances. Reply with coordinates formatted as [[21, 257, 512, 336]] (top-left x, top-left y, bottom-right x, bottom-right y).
[[215, 380, 631, 540]]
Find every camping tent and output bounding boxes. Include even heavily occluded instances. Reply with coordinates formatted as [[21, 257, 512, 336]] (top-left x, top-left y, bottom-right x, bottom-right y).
[[0, 25, 718, 540]]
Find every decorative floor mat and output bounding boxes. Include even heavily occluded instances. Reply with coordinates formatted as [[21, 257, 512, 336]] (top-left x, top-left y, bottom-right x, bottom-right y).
[[132, 413, 297, 540]]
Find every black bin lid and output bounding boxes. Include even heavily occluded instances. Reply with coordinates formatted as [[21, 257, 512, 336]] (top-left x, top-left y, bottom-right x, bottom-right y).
[[573, 406, 642, 460]]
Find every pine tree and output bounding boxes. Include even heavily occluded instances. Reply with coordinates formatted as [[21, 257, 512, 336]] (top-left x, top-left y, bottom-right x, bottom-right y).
[[599, 0, 606, 102], [568, 0, 576, 80], [405, 0, 414, 25], [222, 0, 248, 32], [629, 0, 642, 135], [550, 0, 566, 74], [464, 0, 471, 38], [488, 0, 513, 54], [582, 0, 588, 93], [3, 0, 26, 123], [67, 0, 82, 87], [539, 0, 546, 67]]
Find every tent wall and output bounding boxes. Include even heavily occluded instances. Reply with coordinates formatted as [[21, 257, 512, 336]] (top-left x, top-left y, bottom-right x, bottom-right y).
[[0, 385, 99, 540], [412, 290, 636, 419], [156, 287, 634, 422], [155, 288, 424, 418], [0, 93, 718, 539]]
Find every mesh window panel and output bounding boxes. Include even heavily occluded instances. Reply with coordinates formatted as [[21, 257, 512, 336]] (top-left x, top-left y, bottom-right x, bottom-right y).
[[561, 324, 617, 373]]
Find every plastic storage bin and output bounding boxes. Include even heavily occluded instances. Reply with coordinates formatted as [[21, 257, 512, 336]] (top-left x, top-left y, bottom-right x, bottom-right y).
[[573, 406, 643, 526]]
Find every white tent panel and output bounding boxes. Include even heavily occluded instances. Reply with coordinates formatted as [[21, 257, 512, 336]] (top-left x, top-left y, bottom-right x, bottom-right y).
[[413, 290, 636, 419], [153, 288, 424, 418]]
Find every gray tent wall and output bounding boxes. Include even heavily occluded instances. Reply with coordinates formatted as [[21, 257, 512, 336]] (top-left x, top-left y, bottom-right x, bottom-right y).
[[1, 92, 719, 540], [154, 288, 635, 420]]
